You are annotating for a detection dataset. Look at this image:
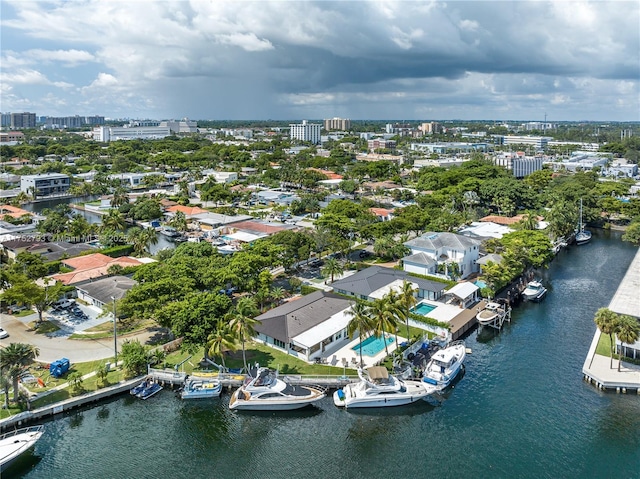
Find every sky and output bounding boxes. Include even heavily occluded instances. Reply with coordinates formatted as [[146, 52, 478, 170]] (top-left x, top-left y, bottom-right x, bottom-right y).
[[1, 0, 639, 122]]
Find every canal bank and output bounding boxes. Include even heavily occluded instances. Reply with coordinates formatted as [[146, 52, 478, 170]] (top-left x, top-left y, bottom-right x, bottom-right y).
[[9, 229, 640, 479]]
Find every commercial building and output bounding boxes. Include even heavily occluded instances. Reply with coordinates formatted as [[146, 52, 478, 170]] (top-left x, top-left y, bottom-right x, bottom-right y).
[[500, 135, 552, 149], [493, 152, 544, 178], [10, 112, 36, 129], [42, 115, 105, 129], [290, 120, 321, 144], [0, 132, 25, 143], [368, 139, 396, 152], [323, 117, 351, 131], [92, 125, 171, 142], [20, 173, 70, 197]]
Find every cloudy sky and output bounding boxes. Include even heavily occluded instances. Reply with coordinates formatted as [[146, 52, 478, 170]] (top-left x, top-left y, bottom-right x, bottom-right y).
[[1, 0, 638, 121]]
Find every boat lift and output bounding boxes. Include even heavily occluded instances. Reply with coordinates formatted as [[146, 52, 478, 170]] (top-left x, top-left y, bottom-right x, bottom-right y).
[[477, 299, 512, 332]]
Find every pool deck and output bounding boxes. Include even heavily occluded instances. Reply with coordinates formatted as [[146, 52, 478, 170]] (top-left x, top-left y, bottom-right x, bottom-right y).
[[321, 333, 406, 369]]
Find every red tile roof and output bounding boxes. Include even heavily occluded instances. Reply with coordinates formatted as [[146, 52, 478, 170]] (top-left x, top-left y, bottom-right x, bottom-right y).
[[166, 205, 208, 216]]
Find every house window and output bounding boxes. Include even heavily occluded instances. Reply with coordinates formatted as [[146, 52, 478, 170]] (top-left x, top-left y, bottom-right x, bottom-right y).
[[335, 331, 343, 340], [274, 339, 286, 348]]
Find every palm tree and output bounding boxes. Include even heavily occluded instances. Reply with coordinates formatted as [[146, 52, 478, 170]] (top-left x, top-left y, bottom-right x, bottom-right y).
[[228, 297, 259, 372], [207, 324, 237, 370], [370, 298, 398, 357], [346, 301, 373, 368], [594, 308, 619, 368], [127, 227, 158, 256], [398, 280, 418, 340], [382, 289, 403, 345], [101, 209, 126, 232], [270, 286, 286, 306], [615, 315, 640, 371], [141, 226, 158, 253], [169, 211, 188, 232], [321, 257, 344, 283], [0, 343, 40, 402], [110, 187, 129, 208]]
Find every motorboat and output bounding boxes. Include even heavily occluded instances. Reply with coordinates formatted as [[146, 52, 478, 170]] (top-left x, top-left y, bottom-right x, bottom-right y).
[[130, 379, 150, 396], [522, 280, 547, 302], [180, 375, 222, 399], [229, 368, 325, 411], [0, 426, 44, 473], [575, 198, 591, 245], [476, 301, 509, 326], [333, 366, 438, 409], [422, 341, 466, 388]]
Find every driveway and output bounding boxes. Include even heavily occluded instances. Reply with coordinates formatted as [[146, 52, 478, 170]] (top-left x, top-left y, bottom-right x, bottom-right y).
[[0, 312, 164, 364]]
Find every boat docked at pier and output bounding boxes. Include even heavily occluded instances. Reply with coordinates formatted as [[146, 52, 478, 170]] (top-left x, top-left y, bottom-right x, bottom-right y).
[[476, 300, 511, 329], [575, 198, 592, 245], [522, 280, 547, 302], [333, 366, 437, 409], [422, 341, 466, 389], [180, 375, 222, 399], [229, 368, 325, 411], [0, 426, 44, 473], [130, 379, 163, 400]]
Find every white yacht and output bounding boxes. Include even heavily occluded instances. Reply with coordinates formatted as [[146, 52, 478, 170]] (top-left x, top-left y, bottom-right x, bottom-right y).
[[0, 426, 44, 473], [333, 366, 438, 409], [522, 280, 547, 302], [422, 341, 466, 388], [575, 199, 592, 245], [476, 301, 509, 326], [229, 368, 325, 411]]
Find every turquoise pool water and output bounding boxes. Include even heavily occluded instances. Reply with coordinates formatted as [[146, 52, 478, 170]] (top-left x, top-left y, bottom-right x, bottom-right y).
[[411, 303, 437, 316], [475, 280, 487, 289], [352, 335, 395, 356]]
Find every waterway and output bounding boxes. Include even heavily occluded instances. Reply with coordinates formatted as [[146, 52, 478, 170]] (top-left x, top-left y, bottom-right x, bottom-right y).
[[11, 230, 640, 478], [22, 196, 175, 255]]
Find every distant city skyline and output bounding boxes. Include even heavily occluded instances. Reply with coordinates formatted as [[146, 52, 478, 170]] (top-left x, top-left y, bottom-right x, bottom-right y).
[[1, 1, 638, 122]]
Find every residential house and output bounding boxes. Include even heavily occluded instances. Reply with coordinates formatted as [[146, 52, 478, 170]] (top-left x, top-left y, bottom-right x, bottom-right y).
[[75, 275, 137, 309], [369, 207, 395, 222], [51, 253, 149, 285], [20, 173, 70, 197], [254, 291, 354, 361], [402, 232, 481, 280], [330, 265, 446, 302]]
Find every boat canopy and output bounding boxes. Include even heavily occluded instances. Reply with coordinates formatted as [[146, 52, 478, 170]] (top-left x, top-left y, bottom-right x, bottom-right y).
[[367, 366, 389, 380]]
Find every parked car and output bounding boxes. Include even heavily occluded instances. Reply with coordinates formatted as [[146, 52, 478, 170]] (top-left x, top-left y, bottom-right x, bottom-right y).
[[54, 299, 74, 309], [0, 327, 8, 339]]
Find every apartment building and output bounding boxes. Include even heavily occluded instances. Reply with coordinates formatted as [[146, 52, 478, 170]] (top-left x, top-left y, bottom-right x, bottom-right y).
[[323, 117, 351, 131], [21, 173, 70, 197], [290, 120, 321, 144], [10, 112, 36, 129]]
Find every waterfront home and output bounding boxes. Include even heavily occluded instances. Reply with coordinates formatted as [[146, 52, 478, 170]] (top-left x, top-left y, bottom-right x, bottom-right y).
[[75, 275, 137, 309], [254, 290, 354, 362], [0, 237, 95, 262], [20, 173, 70, 197], [330, 265, 446, 302], [444, 282, 480, 309], [476, 253, 504, 274], [402, 232, 481, 280]]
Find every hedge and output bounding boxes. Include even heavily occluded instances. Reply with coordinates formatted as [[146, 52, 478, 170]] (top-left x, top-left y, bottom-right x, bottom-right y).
[[100, 244, 135, 257]]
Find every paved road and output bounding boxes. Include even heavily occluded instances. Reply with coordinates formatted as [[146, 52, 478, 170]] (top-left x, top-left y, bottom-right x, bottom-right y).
[[0, 312, 165, 364]]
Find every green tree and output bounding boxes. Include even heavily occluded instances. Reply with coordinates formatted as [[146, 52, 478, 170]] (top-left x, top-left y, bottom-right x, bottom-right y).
[[95, 363, 109, 387], [622, 221, 640, 246], [0, 343, 39, 402], [370, 297, 399, 357], [101, 209, 127, 232], [594, 308, 619, 368], [616, 315, 640, 371], [228, 297, 259, 372], [1, 275, 63, 325], [398, 280, 418, 340], [68, 371, 85, 394], [346, 301, 373, 368], [120, 340, 149, 378], [207, 324, 237, 370], [321, 257, 344, 283]]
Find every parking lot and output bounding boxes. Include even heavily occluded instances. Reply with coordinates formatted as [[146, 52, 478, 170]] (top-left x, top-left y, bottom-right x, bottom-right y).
[[46, 301, 107, 335]]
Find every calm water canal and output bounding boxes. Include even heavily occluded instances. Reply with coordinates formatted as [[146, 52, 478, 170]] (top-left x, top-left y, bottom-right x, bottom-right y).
[[12, 230, 640, 479]]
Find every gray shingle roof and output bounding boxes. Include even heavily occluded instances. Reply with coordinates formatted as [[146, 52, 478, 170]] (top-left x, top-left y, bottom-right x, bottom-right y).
[[405, 232, 481, 250], [403, 252, 437, 266], [255, 290, 353, 344], [75, 275, 136, 305], [331, 266, 445, 297]]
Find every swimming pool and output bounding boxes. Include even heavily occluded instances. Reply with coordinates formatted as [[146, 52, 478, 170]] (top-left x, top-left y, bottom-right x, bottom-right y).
[[475, 280, 487, 289], [411, 303, 437, 316], [352, 335, 395, 356]]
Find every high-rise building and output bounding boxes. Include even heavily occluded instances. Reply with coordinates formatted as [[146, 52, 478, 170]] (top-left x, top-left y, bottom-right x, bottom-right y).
[[0, 113, 11, 127], [289, 120, 321, 144], [10, 112, 36, 129], [323, 117, 351, 131]]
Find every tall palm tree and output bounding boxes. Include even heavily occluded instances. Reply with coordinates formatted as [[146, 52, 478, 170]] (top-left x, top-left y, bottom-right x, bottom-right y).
[[398, 280, 418, 340], [141, 226, 158, 253], [0, 343, 40, 402], [346, 301, 373, 368], [102, 209, 126, 232], [228, 297, 259, 373], [110, 187, 129, 208], [382, 289, 403, 345], [207, 324, 237, 370], [321, 257, 344, 283], [270, 287, 286, 306], [594, 308, 619, 368], [369, 298, 398, 357], [616, 315, 640, 372]]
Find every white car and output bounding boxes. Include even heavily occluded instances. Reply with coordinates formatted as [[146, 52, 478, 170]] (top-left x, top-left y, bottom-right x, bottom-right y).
[[0, 327, 8, 339]]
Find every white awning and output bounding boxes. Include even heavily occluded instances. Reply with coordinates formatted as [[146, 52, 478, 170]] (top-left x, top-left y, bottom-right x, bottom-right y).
[[369, 279, 419, 300], [446, 282, 479, 300], [291, 308, 352, 349], [225, 231, 264, 243]]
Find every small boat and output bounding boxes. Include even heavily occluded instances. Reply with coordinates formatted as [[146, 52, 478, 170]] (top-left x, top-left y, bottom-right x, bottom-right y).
[[522, 280, 547, 302], [575, 198, 591, 245], [136, 380, 163, 400], [229, 368, 325, 411], [159, 226, 181, 238], [333, 366, 438, 409], [0, 426, 44, 473], [422, 341, 466, 388], [180, 376, 222, 399], [130, 379, 150, 396], [476, 301, 509, 326]]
